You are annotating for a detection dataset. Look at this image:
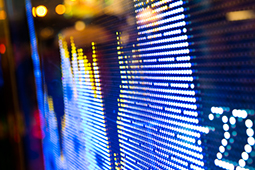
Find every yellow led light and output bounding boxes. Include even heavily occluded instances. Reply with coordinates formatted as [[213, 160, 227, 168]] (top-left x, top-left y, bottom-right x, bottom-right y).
[[36, 5, 48, 17]]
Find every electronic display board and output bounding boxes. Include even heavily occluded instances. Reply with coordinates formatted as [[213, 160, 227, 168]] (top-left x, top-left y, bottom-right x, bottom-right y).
[[26, 0, 255, 169]]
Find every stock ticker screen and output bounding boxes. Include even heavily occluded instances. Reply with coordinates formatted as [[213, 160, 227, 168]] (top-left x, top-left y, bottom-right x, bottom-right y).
[[29, 0, 255, 170]]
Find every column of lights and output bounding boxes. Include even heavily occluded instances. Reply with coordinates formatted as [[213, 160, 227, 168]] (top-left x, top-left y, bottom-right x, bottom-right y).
[[43, 93, 64, 169], [59, 36, 113, 170], [117, 0, 209, 169]]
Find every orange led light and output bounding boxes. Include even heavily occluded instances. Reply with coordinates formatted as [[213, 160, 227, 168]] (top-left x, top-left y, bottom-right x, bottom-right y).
[[55, 4, 66, 15]]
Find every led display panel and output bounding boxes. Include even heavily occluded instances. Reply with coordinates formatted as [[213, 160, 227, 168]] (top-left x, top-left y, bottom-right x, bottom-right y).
[[26, 0, 255, 170]]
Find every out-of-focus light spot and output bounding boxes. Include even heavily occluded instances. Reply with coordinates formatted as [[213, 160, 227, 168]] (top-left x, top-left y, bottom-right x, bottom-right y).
[[137, 8, 158, 24], [36, 5, 48, 17], [75, 21, 86, 31], [32, 7, 36, 17], [55, 4, 66, 15], [226, 10, 255, 21], [0, 10, 6, 20], [0, 44, 6, 54], [40, 27, 54, 39], [127, 16, 135, 26]]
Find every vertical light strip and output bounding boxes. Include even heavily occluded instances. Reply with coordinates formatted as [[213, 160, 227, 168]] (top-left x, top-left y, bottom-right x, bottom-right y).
[[117, 0, 209, 169], [59, 37, 112, 170]]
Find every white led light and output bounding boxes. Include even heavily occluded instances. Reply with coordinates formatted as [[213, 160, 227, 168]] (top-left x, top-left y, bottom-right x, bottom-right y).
[[238, 159, 246, 167], [222, 116, 228, 123], [208, 114, 214, 121], [241, 152, 249, 160], [221, 139, 228, 146], [229, 117, 236, 125], [211, 107, 224, 114], [247, 137, 255, 146], [246, 128, 254, 137], [197, 140, 201, 145], [232, 109, 248, 119], [217, 152, 222, 159], [244, 144, 252, 153], [214, 159, 235, 170], [223, 124, 229, 131], [190, 84, 195, 89], [245, 119, 253, 128], [224, 132, 230, 139], [219, 146, 225, 153]]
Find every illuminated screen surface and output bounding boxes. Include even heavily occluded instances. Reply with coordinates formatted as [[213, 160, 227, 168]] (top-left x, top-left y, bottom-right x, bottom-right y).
[[28, 0, 255, 170]]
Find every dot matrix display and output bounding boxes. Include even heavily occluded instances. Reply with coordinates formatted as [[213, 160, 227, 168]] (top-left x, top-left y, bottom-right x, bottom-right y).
[[59, 37, 112, 170], [28, 0, 255, 170], [116, 0, 210, 169], [186, 0, 255, 169]]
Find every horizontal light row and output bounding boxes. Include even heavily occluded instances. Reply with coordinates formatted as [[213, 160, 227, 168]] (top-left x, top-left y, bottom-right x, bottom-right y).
[[138, 14, 185, 30], [118, 121, 203, 154], [118, 111, 201, 138], [118, 107, 208, 134], [121, 69, 193, 75], [138, 49, 189, 57], [138, 35, 188, 46], [138, 42, 189, 52], [138, 21, 186, 35], [137, 7, 184, 24]]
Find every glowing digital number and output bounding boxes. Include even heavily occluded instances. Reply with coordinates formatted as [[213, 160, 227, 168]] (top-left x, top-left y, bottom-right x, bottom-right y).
[[209, 107, 255, 170]]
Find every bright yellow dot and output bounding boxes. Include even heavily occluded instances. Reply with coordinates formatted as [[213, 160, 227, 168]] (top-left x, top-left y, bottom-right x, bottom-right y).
[[75, 21, 86, 31], [36, 5, 47, 17], [55, 4, 66, 15]]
